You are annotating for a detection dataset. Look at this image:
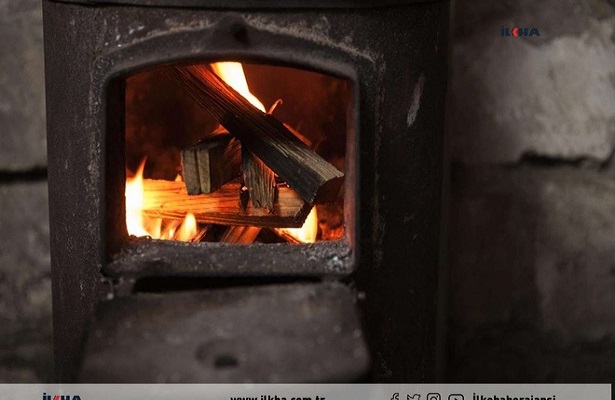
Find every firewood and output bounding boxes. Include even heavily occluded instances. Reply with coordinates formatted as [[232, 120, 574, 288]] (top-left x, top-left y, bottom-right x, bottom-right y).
[[181, 134, 241, 195], [171, 65, 344, 204], [242, 147, 276, 212], [189, 226, 209, 243], [272, 229, 301, 245], [220, 226, 262, 244], [141, 179, 310, 228]]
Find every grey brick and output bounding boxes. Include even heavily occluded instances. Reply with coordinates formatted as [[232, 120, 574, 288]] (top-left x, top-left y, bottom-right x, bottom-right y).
[[0, 0, 46, 170], [449, 165, 615, 380], [0, 181, 52, 382], [450, 165, 615, 338], [450, 0, 615, 164]]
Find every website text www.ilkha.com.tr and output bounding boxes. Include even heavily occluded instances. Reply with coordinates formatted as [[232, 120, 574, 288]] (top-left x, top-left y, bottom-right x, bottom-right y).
[[231, 395, 326, 400]]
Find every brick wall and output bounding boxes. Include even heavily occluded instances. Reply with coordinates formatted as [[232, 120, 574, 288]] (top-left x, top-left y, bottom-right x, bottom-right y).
[[447, 0, 615, 382], [0, 0, 52, 382]]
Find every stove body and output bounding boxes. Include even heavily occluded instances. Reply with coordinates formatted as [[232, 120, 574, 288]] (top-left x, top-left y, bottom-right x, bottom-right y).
[[43, 0, 449, 382]]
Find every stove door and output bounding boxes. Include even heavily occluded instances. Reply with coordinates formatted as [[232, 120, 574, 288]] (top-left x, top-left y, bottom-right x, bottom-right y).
[[79, 282, 369, 382]]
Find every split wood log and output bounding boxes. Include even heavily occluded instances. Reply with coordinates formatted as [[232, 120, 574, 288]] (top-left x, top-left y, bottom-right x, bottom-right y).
[[194, 224, 228, 243], [220, 226, 262, 244], [141, 178, 310, 228], [170, 222, 208, 242], [188, 226, 209, 243], [242, 147, 276, 212], [171, 65, 344, 204], [181, 133, 241, 195]]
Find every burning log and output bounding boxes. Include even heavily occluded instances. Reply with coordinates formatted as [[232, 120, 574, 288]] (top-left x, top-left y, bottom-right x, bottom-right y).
[[220, 226, 262, 244], [141, 179, 310, 228], [273, 229, 301, 245], [242, 148, 276, 212], [181, 134, 241, 195], [274, 206, 319, 244], [172, 65, 344, 204], [185, 226, 209, 243]]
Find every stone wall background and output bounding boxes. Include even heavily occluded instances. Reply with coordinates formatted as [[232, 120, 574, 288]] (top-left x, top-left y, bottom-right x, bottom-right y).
[[0, 0, 52, 383], [447, 0, 615, 382], [0, 0, 613, 383]]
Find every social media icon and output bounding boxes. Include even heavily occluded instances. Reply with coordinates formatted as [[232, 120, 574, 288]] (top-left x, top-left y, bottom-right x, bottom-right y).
[[391, 393, 400, 400], [427, 394, 441, 400], [407, 395, 420, 400], [448, 395, 464, 400]]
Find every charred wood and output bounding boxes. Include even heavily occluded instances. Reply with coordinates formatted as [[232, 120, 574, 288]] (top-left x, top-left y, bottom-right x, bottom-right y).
[[172, 65, 344, 204], [181, 133, 241, 195]]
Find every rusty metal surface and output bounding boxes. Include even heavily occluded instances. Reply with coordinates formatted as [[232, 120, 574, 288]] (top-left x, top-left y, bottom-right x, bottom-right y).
[[79, 283, 369, 382]]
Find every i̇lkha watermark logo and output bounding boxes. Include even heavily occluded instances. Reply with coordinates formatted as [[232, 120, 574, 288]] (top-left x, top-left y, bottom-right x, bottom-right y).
[[500, 26, 541, 37], [43, 393, 81, 400]]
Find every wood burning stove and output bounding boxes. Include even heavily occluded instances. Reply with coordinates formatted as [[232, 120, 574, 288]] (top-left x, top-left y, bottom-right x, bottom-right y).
[[43, 0, 449, 383]]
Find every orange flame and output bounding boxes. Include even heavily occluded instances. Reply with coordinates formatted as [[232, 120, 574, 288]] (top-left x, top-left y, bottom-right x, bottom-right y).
[[125, 159, 199, 242], [177, 213, 197, 241], [280, 207, 319, 243], [211, 62, 266, 112], [125, 159, 161, 238]]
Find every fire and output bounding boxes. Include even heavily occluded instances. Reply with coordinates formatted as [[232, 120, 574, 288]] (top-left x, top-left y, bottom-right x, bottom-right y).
[[211, 62, 266, 112], [177, 212, 197, 242], [125, 159, 199, 242], [211, 62, 319, 243], [125, 159, 161, 238], [280, 207, 319, 244], [126, 63, 321, 244]]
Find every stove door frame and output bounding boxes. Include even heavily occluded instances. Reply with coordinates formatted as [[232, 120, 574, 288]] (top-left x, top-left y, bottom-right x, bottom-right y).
[[44, 1, 448, 382]]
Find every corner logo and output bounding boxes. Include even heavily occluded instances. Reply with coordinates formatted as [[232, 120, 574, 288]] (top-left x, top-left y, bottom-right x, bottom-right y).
[[43, 394, 82, 400], [500, 27, 541, 37]]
